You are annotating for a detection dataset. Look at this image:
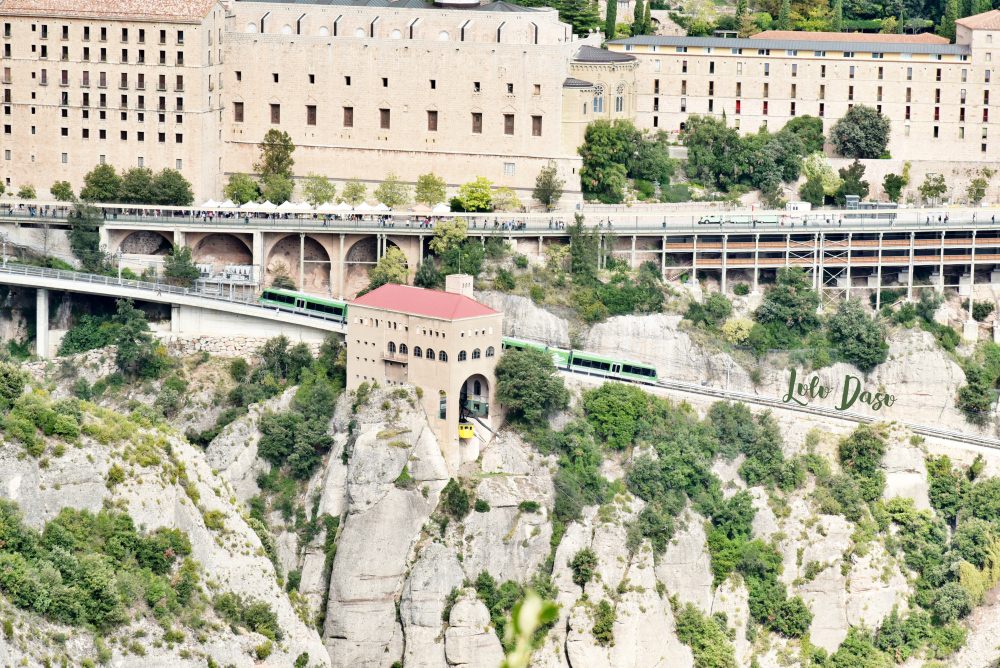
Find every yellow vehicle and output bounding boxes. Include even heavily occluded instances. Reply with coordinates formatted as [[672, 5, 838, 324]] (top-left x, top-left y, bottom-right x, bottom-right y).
[[458, 422, 475, 440]]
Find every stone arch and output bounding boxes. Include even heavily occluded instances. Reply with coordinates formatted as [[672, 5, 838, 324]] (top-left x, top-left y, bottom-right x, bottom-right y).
[[344, 236, 405, 296], [265, 234, 331, 293], [461, 373, 490, 418], [118, 230, 172, 255], [192, 233, 252, 271]]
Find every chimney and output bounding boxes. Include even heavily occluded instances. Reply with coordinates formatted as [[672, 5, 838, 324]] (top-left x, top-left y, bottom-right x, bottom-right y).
[[445, 274, 474, 299]]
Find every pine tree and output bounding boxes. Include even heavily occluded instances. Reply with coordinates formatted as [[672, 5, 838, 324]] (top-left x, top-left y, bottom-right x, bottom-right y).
[[973, 0, 992, 15], [777, 0, 791, 29], [642, 0, 651, 34], [559, 0, 602, 35], [831, 0, 843, 32], [604, 0, 617, 39], [897, 7, 906, 32], [632, 0, 645, 35], [940, 0, 958, 40]]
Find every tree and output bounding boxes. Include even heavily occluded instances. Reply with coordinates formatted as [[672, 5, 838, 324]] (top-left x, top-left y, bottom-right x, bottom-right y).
[[632, 0, 647, 34], [557, 0, 602, 35], [579, 119, 639, 202], [67, 201, 105, 272], [112, 299, 164, 379], [533, 162, 565, 210], [879, 16, 898, 33], [413, 261, 443, 289], [429, 218, 468, 255], [939, 0, 958, 40], [802, 152, 842, 196], [119, 167, 154, 204], [255, 129, 295, 181], [642, 1, 651, 33], [828, 299, 888, 371], [374, 172, 411, 210], [957, 362, 994, 425], [918, 173, 948, 204], [776, 0, 791, 29], [831, 0, 843, 31], [829, 105, 891, 159], [302, 173, 336, 206], [933, 582, 972, 623], [953, 518, 996, 568], [973, 0, 992, 12], [153, 168, 194, 206], [261, 174, 294, 204], [415, 173, 447, 206], [568, 214, 600, 282], [491, 187, 521, 212], [883, 173, 907, 202], [799, 178, 826, 206], [835, 160, 870, 205], [225, 173, 260, 205], [455, 177, 493, 212], [341, 180, 367, 205], [967, 176, 988, 204], [495, 348, 569, 423], [0, 361, 27, 412], [754, 267, 820, 345], [782, 116, 825, 154], [604, 0, 617, 39], [163, 245, 201, 287], [569, 548, 599, 587], [16, 184, 35, 199], [367, 246, 408, 292], [681, 115, 744, 191], [80, 164, 122, 202], [50, 181, 74, 202]]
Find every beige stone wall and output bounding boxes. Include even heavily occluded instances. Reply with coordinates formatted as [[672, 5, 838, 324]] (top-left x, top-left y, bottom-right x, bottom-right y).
[[222, 2, 596, 201], [346, 303, 502, 469], [609, 28, 998, 162], [0, 5, 226, 200]]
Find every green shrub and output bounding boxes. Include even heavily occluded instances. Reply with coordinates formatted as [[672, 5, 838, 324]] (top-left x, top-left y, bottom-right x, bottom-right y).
[[473, 498, 490, 513], [838, 425, 887, 502], [394, 465, 415, 489], [255, 641, 273, 660], [294, 653, 310, 668], [514, 254, 529, 269], [529, 285, 545, 303], [673, 600, 737, 668], [569, 548, 599, 587], [494, 268, 516, 291], [441, 479, 470, 519], [591, 599, 616, 646], [518, 500, 541, 513], [733, 283, 750, 296], [106, 464, 126, 488], [213, 593, 283, 641]]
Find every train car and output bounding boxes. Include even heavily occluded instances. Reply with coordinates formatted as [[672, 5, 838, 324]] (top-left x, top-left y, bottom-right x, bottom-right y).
[[566, 350, 659, 383], [502, 337, 572, 367], [259, 288, 348, 322]]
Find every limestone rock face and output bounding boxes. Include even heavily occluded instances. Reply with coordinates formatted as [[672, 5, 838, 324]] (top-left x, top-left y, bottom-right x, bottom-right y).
[[457, 432, 555, 582], [656, 510, 714, 612], [444, 594, 505, 668], [323, 389, 450, 668], [400, 542, 465, 668], [476, 291, 572, 348]]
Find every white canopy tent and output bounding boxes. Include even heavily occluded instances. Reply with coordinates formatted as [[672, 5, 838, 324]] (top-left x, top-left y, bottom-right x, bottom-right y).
[[372, 203, 390, 212], [218, 199, 237, 208], [335, 202, 353, 213], [201, 199, 219, 208], [259, 201, 278, 211], [431, 203, 451, 214], [238, 201, 257, 211], [354, 202, 373, 213]]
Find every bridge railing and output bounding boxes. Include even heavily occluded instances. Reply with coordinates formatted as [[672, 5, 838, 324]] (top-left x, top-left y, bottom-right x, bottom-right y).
[[0, 261, 346, 325]]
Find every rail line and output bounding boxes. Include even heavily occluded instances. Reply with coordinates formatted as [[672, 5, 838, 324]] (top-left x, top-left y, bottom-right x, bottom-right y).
[[562, 368, 1000, 451]]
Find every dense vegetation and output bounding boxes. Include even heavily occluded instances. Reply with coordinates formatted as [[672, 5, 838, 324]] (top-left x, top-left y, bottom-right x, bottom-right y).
[[0, 501, 200, 630], [578, 120, 676, 203], [79, 163, 194, 206]]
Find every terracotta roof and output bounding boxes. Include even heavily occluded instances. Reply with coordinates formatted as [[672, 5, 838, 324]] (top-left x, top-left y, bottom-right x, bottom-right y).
[[0, 0, 217, 21], [957, 9, 1000, 29], [351, 284, 498, 320], [752, 29, 949, 44]]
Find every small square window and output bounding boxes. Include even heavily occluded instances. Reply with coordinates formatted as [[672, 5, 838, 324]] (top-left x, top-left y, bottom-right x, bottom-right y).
[[382, 77, 388, 87], [120, 130, 127, 140], [430, 79, 436, 89], [506, 82, 513, 93], [345, 75, 351, 85], [309, 73, 315, 84], [235, 70, 242, 81], [61, 152, 67, 164], [272, 73, 278, 83]]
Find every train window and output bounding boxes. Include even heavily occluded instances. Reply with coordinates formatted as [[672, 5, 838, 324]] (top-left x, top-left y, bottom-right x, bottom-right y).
[[264, 291, 295, 305], [623, 364, 655, 378]]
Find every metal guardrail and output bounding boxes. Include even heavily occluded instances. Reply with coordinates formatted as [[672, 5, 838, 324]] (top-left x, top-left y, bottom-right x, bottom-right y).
[[563, 368, 1000, 450], [0, 262, 347, 326]]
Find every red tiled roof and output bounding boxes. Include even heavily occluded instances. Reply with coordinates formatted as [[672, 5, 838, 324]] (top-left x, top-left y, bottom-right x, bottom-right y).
[[957, 10, 1000, 29], [752, 30, 949, 44], [351, 284, 498, 320], [0, 0, 218, 21]]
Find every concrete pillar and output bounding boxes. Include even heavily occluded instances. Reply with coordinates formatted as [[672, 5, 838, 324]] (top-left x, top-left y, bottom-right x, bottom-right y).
[[721, 234, 728, 294], [418, 234, 424, 263], [938, 231, 946, 293], [339, 234, 346, 299], [690, 234, 698, 285], [753, 234, 760, 294], [35, 288, 49, 359], [99, 225, 110, 253], [906, 231, 915, 301], [171, 304, 181, 334], [630, 235, 636, 268], [875, 232, 884, 312], [299, 233, 305, 291], [845, 232, 853, 299], [968, 230, 977, 324], [173, 230, 186, 248], [252, 231, 265, 287], [815, 232, 824, 304], [660, 234, 666, 279]]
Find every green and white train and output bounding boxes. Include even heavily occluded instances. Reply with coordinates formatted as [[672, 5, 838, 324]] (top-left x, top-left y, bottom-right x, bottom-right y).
[[259, 289, 659, 384]]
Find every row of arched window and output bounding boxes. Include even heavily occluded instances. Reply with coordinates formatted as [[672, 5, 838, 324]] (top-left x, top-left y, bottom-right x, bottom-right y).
[[386, 342, 495, 361]]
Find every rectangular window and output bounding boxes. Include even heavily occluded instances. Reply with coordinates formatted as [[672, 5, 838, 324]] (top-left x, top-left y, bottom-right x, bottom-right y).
[[382, 77, 388, 87], [681, 59, 687, 73], [764, 63, 770, 76], [427, 109, 437, 131], [936, 68, 942, 81], [878, 66, 883, 80], [680, 97, 686, 112], [503, 113, 514, 135], [734, 99, 741, 115], [343, 106, 354, 127], [532, 115, 542, 136], [933, 126, 939, 138], [430, 79, 436, 89], [905, 105, 910, 120], [472, 112, 482, 133], [819, 102, 824, 117], [503, 162, 515, 176], [233, 101, 243, 122], [709, 61, 715, 74], [962, 68, 968, 82], [906, 87, 911, 102], [906, 67, 912, 81], [849, 66, 855, 78], [790, 101, 796, 115], [270, 103, 280, 124], [877, 86, 882, 102], [791, 63, 797, 77], [961, 108, 966, 121], [848, 85, 853, 101], [762, 100, 768, 115], [379, 108, 390, 129], [735, 81, 741, 96], [935, 88, 941, 103], [820, 65, 826, 78], [306, 104, 316, 125]]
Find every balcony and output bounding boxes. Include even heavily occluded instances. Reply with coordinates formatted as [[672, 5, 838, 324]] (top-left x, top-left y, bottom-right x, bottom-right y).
[[382, 351, 409, 363]]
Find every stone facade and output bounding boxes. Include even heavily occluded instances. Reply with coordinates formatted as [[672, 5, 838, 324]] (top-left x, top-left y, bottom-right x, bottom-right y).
[[607, 12, 1000, 162]]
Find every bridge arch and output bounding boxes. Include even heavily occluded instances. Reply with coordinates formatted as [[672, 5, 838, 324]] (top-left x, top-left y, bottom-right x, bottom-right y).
[[117, 230, 173, 255], [343, 236, 405, 296], [265, 234, 332, 294], [191, 233, 253, 271]]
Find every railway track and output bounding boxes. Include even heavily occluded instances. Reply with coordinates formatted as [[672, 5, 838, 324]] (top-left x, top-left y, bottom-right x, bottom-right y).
[[561, 368, 1000, 451]]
